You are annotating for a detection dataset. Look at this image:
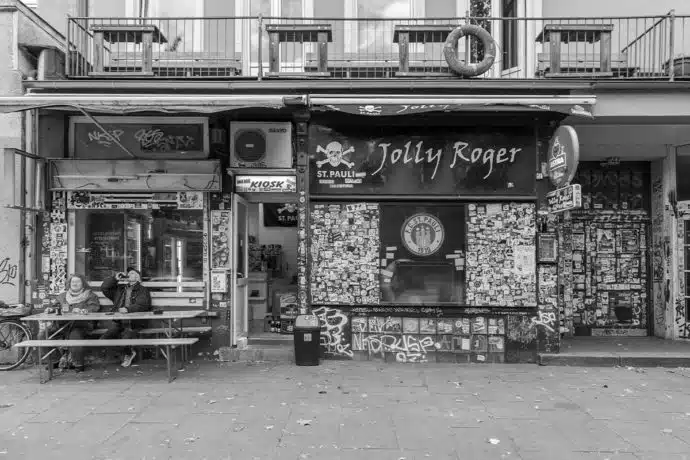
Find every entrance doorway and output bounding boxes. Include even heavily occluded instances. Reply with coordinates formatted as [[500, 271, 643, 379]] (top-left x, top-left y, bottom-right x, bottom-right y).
[[570, 218, 650, 336], [232, 193, 298, 342]]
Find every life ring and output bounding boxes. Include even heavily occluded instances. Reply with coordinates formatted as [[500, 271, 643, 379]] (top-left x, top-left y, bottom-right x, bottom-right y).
[[443, 24, 496, 77]]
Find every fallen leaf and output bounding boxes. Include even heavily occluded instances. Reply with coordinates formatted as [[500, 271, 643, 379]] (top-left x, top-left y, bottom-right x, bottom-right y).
[[297, 419, 312, 426], [208, 400, 217, 405], [488, 438, 500, 445]]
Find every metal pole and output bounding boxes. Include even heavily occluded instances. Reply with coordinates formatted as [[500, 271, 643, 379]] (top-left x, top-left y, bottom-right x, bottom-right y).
[[669, 9, 676, 82], [65, 15, 71, 77], [257, 14, 264, 81]]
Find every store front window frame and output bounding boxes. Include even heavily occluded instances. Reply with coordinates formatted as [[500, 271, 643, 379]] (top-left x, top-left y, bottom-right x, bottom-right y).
[[64, 191, 210, 305]]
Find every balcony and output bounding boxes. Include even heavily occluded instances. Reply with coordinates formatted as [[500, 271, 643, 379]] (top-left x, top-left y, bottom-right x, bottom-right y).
[[65, 13, 690, 81]]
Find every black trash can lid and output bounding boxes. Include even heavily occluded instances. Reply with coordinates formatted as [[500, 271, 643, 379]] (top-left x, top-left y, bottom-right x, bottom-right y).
[[295, 314, 319, 328]]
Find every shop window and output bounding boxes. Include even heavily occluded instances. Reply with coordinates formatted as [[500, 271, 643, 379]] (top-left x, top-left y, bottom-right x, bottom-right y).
[[73, 208, 204, 291], [573, 163, 650, 212], [379, 204, 466, 305]]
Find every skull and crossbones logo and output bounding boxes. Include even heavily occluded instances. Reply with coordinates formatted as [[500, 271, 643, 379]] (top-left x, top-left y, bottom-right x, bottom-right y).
[[316, 141, 355, 169], [277, 203, 297, 214]]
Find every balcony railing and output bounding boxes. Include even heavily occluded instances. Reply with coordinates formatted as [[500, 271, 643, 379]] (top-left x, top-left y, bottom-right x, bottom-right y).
[[65, 13, 690, 81]]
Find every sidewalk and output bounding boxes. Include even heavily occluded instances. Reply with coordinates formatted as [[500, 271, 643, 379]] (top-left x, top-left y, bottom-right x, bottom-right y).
[[1, 360, 690, 460]]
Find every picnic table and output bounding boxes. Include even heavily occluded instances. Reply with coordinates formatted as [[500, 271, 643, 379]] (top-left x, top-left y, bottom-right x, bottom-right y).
[[16, 310, 206, 383]]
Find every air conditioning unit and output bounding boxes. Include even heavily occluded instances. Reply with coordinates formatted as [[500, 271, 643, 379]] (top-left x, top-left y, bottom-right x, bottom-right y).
[[229, 122, 292, 168]]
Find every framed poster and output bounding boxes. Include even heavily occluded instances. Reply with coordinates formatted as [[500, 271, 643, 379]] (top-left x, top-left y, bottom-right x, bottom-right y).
[[537, 233, 557, 263]]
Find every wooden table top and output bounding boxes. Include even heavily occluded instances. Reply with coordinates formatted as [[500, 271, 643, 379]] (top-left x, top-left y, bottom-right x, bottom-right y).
[[21, 310, 207, 322]]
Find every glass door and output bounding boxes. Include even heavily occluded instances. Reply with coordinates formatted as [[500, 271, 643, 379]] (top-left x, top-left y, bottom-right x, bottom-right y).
[[232, 194, 249, 346]]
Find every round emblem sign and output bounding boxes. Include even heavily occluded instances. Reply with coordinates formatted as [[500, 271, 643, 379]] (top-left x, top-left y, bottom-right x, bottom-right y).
[[401, 213, 445, 257], [548, 125, 580, 188]]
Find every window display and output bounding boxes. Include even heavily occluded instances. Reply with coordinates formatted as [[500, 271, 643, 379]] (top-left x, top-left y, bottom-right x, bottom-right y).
[[74, 209, 204, 290]]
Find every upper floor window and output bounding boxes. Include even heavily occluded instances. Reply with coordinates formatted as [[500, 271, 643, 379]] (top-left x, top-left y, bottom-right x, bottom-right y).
[[126, 0, 204, 52], [501, 0, 518, 70]]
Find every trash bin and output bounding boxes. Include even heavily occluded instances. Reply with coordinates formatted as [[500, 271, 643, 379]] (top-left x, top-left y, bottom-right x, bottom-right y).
[[293, 314, 321, 366]]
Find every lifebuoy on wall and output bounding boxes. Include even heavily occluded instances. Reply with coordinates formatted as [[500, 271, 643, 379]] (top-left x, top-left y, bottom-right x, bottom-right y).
[[443, 24, 496, 77]]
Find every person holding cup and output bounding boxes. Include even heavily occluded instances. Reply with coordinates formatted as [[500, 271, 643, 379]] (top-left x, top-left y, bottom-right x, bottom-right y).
[[100, 268, 152, 368], [40, 273, 101, 372]]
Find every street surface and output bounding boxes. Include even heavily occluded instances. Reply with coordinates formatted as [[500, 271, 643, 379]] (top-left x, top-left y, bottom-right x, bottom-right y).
[[1, 360, 690, 460]]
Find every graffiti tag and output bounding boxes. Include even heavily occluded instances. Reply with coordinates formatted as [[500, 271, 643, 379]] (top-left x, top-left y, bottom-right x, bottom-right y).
[[134, 128, 195, 152], [87, 129, 125, 147], [313, 307, 353, 358], [531, 311, 556, 333], [0, 257, 18, 286], [353, 333, 436, 363]]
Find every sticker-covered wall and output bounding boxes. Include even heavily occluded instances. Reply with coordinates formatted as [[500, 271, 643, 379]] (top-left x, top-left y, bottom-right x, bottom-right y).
[[49, 192, 68, 295], [313, 307, 538, 364], [466, 203, 537, 307], [310, 203, 381, 304]]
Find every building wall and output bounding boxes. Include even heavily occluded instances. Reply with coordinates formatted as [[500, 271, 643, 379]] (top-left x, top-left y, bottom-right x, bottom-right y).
[[0, 8, 25, 304], [543, 0, 690, 16], [36, 0, 83, 36]]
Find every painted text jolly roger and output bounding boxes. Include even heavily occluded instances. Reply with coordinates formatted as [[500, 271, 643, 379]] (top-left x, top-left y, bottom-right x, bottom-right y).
[[373, 140, 523, 180]]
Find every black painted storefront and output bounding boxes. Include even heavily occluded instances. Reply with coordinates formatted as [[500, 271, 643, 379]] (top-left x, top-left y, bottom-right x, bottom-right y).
[[303, 113, 563, 363]]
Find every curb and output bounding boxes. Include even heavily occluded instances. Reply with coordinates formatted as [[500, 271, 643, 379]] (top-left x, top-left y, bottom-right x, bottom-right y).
[[539, 353, 690, 368]]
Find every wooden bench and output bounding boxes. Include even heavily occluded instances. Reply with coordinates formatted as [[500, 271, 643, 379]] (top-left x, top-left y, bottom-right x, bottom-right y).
[[88, 325, 212, 361], [304, 51, 461, 78], [265, 24, 332, 77], [107, 51, 242, 77], [15, 338, 198, 383], [535, 24, 616, 77], [393, 24, 456, 77], [89, 24, 168, 77], [536, 52, 636, 77]]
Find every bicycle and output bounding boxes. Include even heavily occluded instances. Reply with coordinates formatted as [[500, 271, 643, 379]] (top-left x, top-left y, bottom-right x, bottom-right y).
[[0, 307, 34, 371]]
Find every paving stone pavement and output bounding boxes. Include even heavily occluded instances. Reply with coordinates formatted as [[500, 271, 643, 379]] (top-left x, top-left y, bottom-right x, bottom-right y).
[[1, 361, 690, 460]]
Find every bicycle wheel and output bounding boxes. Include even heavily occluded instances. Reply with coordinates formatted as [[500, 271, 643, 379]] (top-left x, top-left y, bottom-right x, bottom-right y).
[[0, 320, 32, 371]]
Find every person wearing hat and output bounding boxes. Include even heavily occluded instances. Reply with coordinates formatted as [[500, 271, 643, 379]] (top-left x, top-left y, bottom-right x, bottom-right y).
[[100, 267, 152, 367]]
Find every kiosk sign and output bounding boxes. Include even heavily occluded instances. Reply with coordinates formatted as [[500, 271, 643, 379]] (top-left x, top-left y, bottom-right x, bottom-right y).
[[548, 125, 580, 188]]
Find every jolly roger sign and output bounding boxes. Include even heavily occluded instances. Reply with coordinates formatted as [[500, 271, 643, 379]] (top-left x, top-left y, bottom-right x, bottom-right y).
[[263, 203, 298, 227], [309, 124, 537, 196]]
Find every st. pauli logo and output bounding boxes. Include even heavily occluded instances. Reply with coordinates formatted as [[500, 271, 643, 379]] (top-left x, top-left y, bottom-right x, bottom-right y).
[[548, 125, 580, 188], [315, 141, 355, 169], [401, 213, 445, 257]]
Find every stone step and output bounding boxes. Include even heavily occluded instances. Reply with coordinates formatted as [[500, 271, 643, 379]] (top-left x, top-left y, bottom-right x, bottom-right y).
[[217, 345, 295, 363], [247, 335, 294, 346]]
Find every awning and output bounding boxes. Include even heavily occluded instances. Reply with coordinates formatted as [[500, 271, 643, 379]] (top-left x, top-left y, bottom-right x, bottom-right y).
[[0, 94, 301, 114], [309, 94, 596, 118]]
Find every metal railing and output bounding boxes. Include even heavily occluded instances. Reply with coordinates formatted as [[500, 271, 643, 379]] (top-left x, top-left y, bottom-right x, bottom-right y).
[[65, 13, 690, 80]]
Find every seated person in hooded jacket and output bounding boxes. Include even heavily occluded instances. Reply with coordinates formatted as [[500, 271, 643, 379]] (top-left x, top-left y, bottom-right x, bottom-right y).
[[100, 267, 152, 368]]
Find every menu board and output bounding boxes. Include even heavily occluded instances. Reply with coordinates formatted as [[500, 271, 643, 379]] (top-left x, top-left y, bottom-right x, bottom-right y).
[[310, 203, 380, 304], [71, 118, 207, 159], [87, 213, 125, 281], [465, 203, 537, 307], [309, 124, 536, 196]]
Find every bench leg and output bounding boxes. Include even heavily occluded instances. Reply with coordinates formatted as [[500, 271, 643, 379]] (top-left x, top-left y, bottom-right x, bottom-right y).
[[37, 346, 52, 384], [166, 345, 176, 383]]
